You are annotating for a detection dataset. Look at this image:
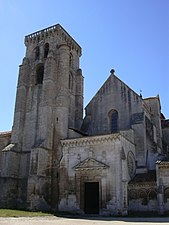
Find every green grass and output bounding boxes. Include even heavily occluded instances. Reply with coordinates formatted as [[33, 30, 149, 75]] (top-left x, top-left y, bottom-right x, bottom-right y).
[[0, 209, 52, 217]]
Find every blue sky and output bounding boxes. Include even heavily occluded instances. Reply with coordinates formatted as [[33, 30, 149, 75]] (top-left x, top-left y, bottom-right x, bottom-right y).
[[0, 0, 169, 131]]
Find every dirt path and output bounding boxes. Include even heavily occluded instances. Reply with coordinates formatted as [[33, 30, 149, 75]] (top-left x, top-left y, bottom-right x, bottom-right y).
[[0, 216, 169, 225]]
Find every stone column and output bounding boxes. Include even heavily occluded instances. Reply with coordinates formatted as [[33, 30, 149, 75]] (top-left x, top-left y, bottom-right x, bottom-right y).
[[157, 184, 165, 214], [122, 180, 128, 215]]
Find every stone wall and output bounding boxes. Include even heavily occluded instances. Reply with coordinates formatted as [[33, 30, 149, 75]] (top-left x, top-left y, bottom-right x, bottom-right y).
[[156, 161, 169, 214], [59, 131, 135, 215], [143, 96, 162, 150], [0, 24, 168, 215], [82, 72, 143, 135], [128, 171, 157, 214], [162, 120, 169, 155], [0, 132, 11, 167]]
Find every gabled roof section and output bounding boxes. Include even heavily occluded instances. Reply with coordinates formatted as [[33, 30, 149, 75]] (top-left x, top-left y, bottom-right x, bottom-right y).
[[85, 70, 142, 109], [73, 158, 109, 171]]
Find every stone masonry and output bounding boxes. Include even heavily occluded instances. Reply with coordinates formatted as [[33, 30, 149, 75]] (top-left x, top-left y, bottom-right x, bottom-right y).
[[0, 24, 169, 215]]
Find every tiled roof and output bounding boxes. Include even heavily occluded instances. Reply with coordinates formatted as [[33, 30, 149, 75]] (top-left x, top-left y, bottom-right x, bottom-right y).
[[0, 131, 11, 137]]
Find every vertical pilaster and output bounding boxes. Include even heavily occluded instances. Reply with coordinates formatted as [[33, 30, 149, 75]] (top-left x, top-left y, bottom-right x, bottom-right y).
[[75, 69, 84, 129], [51, 44, 70, 209], [55, 44, 70, 139], [156, 163, 164, 215], [35, 54, 56, 149], [122, 180, 128, 215], [11, 58, 30, 146]]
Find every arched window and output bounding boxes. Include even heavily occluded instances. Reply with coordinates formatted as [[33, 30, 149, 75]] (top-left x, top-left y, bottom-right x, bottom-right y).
[[109, 110, 118, 133], [35, 46, 40, 60], [69, 72, 73, 90], [128, 189, 137, 200], [148, 190, 157, 200], [164, 188, 169, 203], [36, 64, 44, 84], [139, 189, 148, 205], [69, 53, 73, 68], [44, 43, 49, 58]]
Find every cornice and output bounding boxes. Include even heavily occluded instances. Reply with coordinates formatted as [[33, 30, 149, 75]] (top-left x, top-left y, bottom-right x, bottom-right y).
[[128, 181, 156, 188], [158, 165, 169, 169], [61, 133, 120, 147], [156, 161, 169, 169]]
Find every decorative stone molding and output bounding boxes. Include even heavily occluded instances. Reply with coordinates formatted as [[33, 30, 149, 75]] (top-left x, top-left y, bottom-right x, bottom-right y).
[[156, 161, 169, 169], [128, 182, 156, 188], [73, 158, 109, 171], [61, 133, 120, 147]]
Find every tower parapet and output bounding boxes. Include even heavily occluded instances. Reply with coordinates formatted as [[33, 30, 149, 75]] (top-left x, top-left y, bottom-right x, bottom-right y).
[[25, 24, 82, 56]]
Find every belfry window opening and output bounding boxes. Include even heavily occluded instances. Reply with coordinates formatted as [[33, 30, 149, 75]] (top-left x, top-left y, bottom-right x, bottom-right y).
[[35, 46, 40, 60], [44, 43, 49, 58], [36, 64, 44, 84]]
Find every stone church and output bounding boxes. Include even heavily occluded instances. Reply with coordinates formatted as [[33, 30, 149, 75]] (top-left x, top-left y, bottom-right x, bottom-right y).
[[0, 24, 169, 215]]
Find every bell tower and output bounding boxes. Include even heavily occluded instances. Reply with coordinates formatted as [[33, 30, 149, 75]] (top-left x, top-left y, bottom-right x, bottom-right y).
[[1, 24, 83, 210], [12, 24, 83, 145]]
